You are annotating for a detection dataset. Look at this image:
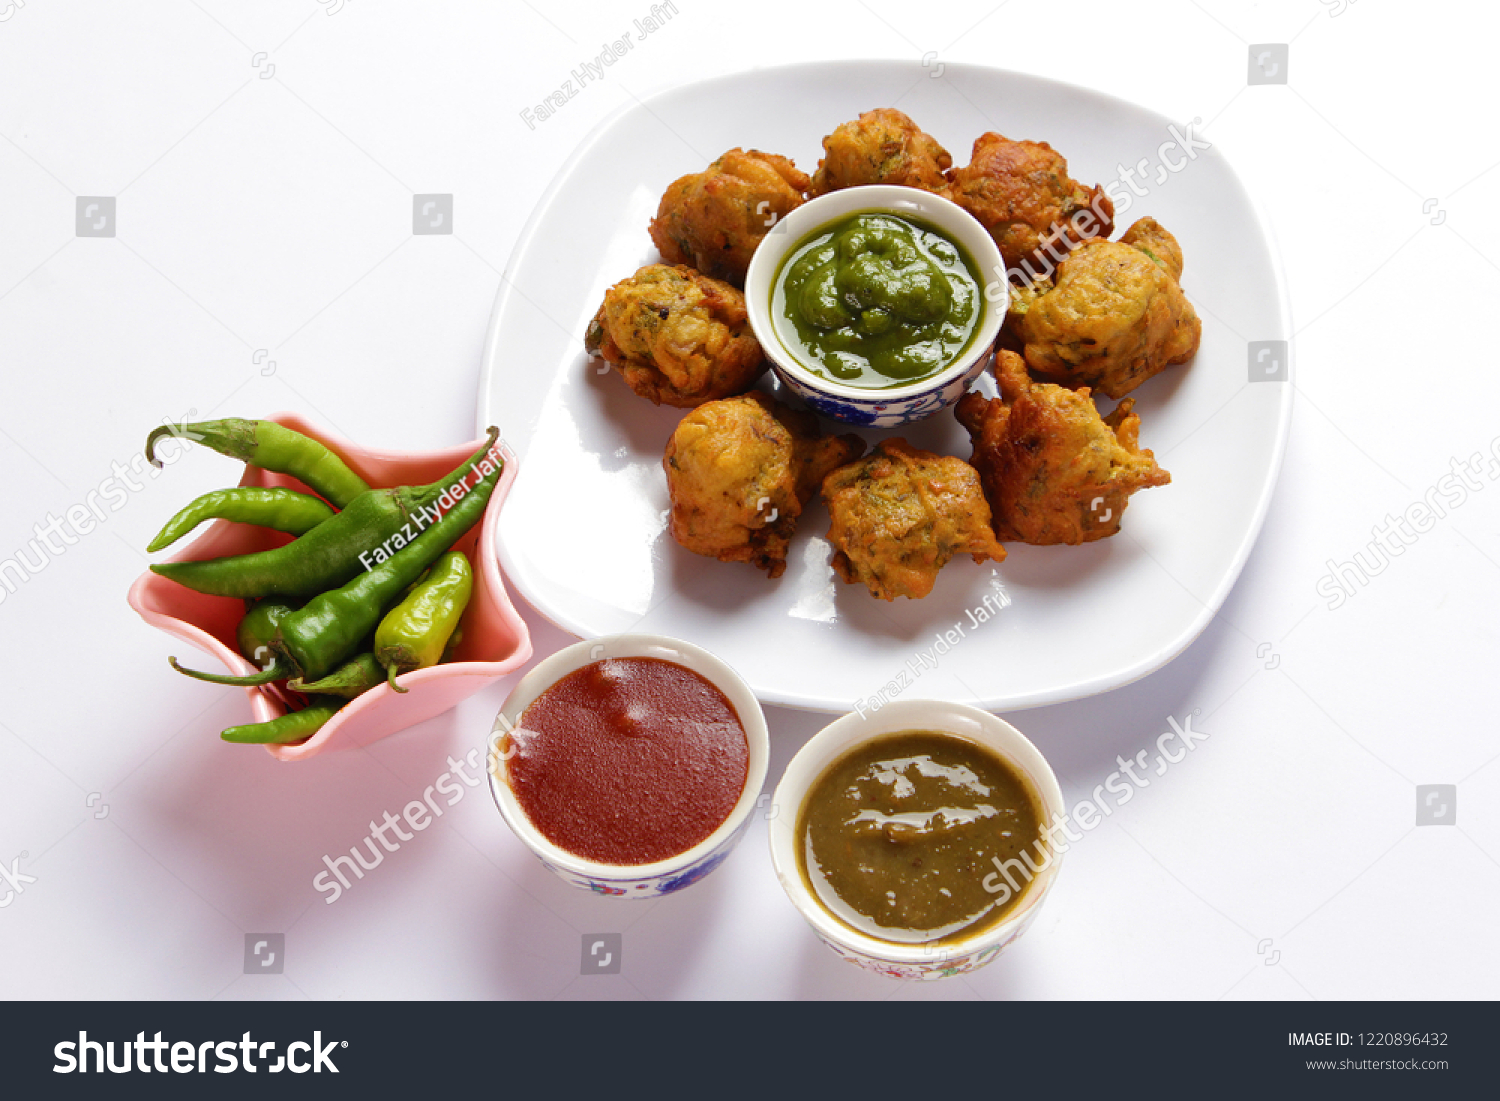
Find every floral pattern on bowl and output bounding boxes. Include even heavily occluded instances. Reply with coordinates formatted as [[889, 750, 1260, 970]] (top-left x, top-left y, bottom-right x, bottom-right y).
[[535, 823, 744, 900], [126, 413, 533, 761], [814, 907, 1038, 981], [775, 348, 993, 429]]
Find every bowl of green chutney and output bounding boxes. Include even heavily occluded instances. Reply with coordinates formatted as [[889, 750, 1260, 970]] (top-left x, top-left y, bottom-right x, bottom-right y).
[[745, 185, 1006, 428]]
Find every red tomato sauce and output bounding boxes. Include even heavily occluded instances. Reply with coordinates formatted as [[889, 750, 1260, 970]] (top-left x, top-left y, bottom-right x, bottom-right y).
[[508, 657, 749, 865]]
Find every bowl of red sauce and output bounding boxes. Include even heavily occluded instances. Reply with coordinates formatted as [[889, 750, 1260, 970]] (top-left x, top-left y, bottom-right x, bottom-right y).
[[486, 634, 769, 897]]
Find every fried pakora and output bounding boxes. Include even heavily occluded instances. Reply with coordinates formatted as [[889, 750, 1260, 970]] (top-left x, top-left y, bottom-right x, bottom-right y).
[[585, 263, 767, 407], [822, 438, 1005, 601], [807, 108, 953, 197], [648, 148, 809, 285], [1011, 217, 1201, 399], [664, 392, 865, 578], [1117, 215, 1184, 282], [948, 132, 1113, 275], [955, 350, 1170, 545]]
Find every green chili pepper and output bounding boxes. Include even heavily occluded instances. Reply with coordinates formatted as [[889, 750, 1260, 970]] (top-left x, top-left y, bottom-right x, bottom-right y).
[[147, 487, 335, 553], [270, 429, 502, 683], [167, 597, 302, 686], [168, 654, 291, 686], [375, 551, 473, 692], [288, 652, 386, 699], [150, 452, 478, 600], [221, 696, 343, 744], [236, 598, 301, 664], [146, 418, 370, 508]]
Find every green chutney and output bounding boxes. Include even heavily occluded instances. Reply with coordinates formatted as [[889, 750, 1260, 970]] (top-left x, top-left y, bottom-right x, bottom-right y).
[[772, 212, 983, 389], [797, 730, 1045, 945]]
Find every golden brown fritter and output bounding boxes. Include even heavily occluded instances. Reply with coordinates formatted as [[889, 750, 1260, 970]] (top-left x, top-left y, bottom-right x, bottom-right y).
[[1012, 217, 1201, 399], [648, 148, 809, 285], [585, 263, 767, 407], [822, 438, 1005, 601], [955, 350, 1170, 545], [1119, 216, 1183, 283], [948, 132, 1113, 275], [664, 392, 865, 578], [807, 108, 953, 197]]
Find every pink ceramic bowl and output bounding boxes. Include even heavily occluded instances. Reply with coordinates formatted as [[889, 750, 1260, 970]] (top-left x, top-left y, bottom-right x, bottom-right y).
[[126, 413, 533, 761]]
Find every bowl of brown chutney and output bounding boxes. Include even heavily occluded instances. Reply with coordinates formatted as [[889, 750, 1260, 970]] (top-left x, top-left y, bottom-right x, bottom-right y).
[[769, 698, 1065, 979]]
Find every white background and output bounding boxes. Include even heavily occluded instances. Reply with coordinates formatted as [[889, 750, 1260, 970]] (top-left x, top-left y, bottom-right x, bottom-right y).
[[1, 0, 1496, 1000]]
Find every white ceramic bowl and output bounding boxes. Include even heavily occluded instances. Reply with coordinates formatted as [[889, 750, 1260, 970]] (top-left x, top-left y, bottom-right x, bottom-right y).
[[487, 634, 769, 898], [768, 698, 1065, 979], [744, 184, 1006, 428]]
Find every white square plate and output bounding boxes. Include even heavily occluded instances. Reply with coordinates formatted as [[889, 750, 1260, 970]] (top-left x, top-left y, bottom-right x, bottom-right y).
[[478, 61, 1292, 713]]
